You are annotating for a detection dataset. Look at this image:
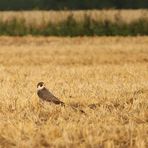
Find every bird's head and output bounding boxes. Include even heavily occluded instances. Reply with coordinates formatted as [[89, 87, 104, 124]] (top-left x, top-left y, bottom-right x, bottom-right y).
[[37, 82, 45, 90]]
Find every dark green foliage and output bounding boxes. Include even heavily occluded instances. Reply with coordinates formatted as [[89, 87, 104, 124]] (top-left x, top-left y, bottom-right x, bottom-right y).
[[0, 0, 148, 10], [0, 15, 148, 36]]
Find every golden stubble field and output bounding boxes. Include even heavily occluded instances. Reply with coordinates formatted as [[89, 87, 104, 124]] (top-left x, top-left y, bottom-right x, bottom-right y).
[[0, 36, 148, 148]]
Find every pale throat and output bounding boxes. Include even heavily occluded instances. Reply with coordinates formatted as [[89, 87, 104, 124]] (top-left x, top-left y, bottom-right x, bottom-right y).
[[37, 86, 45, 91]]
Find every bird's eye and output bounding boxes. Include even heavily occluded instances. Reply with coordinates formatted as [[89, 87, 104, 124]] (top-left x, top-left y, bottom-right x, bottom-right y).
[[40, 84, 43, 87]]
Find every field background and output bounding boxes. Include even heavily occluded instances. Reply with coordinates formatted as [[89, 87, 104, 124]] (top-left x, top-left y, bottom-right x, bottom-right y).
[[0, 10, 148, 24], [0, 36, 148, 147], [0, 10, 148, 36]]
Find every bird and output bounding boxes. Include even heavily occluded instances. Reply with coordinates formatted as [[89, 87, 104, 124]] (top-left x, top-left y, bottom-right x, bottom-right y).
[[37, 82, 65, 106], [37, 82, 86, 114]]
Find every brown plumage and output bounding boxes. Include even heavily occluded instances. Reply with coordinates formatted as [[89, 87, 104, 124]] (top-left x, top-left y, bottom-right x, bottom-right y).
[[37, 82, 64, 106], [37, 82, 85, 114]]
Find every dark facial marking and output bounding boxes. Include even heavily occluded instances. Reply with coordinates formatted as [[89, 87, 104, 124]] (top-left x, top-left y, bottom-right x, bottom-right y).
[[37, 82, 44, 88]]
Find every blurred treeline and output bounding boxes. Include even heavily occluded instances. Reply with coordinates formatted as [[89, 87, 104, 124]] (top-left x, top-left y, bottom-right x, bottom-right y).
[[0, 0, 148, 10], [0, 13, 148, 36]]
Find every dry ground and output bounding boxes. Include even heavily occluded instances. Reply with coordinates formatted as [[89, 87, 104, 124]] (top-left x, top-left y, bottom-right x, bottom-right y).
[[0, 36, 148, 148]]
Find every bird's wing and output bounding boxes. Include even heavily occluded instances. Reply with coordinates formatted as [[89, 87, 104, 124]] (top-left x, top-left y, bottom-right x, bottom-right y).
[[40, 88, 63, 104]]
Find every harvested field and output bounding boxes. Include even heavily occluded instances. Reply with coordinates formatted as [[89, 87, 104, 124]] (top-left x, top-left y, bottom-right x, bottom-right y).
[[0, 36, 148, 147]]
